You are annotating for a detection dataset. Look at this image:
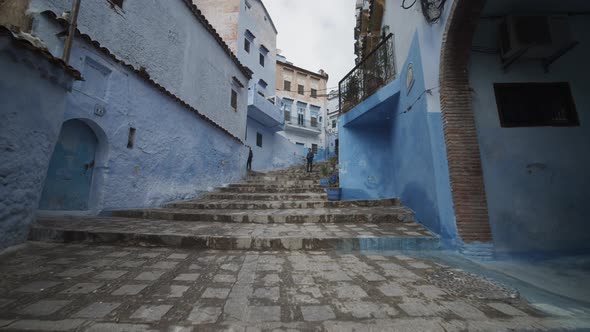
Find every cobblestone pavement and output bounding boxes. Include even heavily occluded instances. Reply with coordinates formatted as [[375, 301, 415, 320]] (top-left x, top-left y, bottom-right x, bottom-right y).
[[1, 243, 589, 331]]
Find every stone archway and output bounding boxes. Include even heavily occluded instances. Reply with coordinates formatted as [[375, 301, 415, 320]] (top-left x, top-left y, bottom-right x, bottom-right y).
[[439, 0, 492, 243]]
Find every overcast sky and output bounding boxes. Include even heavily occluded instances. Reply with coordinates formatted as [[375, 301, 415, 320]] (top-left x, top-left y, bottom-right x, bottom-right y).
[[264, 0, 357, 91]]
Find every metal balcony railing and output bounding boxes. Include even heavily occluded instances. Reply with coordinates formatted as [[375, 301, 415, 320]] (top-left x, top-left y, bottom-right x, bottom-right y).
[[339, 33, 396, 114], [284, 113, 321, 131]]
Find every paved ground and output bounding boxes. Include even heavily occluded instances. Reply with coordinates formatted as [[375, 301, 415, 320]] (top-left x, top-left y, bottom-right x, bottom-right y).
[[1, 243, 589, 331], [480, 255, 590, 305]]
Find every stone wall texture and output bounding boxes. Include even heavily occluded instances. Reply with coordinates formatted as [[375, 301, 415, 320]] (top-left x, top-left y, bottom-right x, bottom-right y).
[[29, 0, 250, 139], [439, 0, 492, 243], [0, 38, 74, 249]]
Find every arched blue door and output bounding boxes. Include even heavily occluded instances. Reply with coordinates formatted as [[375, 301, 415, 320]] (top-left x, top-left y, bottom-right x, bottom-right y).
[[40, 120, 98, 210]]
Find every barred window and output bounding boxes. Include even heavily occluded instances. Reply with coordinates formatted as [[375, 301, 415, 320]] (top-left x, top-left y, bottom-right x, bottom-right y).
[[494, 82, 579, 127]]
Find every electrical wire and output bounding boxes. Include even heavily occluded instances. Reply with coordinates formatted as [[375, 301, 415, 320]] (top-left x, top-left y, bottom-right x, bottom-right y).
[[276, 86, 339, 93], [400, 86, 440, 115], [401, 0, 417, 10]]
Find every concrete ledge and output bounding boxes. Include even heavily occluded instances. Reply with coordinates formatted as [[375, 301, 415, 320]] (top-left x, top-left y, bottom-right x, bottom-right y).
[[111, 207, 416, 224], [28, 227, 440, 251]]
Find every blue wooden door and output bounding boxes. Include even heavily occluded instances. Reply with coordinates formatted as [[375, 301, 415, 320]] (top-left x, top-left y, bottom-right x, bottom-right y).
[[39, 120, 98, 210]]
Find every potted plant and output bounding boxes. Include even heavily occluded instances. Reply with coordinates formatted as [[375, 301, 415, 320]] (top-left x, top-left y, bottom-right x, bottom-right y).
[[326, 172, 341, 201], [319, 165, 329, 187]]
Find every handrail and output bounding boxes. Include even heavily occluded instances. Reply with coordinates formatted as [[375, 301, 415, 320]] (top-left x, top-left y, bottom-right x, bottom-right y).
[[339, 33, 396, 114]]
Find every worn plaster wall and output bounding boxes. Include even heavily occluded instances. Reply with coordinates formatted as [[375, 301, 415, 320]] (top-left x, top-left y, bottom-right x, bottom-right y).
[[47, 39, 249, 211], [469, 16, 590, 254], [383, 0, 453, 113], [0, 39, 74, 249], [29, 0, 249, 139], [0, 0, 32, 31], [246, 118, 303, 171], [192, 0, 241, 54], [339, 33, 460, 246], [237, 0, 277, 94]]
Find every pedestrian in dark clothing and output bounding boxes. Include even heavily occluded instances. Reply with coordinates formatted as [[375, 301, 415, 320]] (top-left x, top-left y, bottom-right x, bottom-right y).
[[306, 148, 314, 172], [247, 147, 253, 171]]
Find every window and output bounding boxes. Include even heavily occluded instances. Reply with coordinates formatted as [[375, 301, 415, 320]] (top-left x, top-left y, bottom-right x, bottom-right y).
[[298, 84, 304, 95], [259, 53, 265, 67], [312, 144, 318, 154], [297, 102, 306, 126], [311, 117, 318, 128], [110, 0, 124, 8], [494, 82, 579, 127], [244, 30, 255, 54], [258, 79, 268, 97], [284, 80, 291, 91], [83, 57, 111, 99], [244, 38, 250, 53], [282, 99, 293, 122], [310, 105, 320, 128], [127, 127, 136, 149], [296, 142, 305, 146], [231, 89, 238, 111], [256, 132, 263, 147], [311, 88, 317, 98], [332, 119, 337, 128]]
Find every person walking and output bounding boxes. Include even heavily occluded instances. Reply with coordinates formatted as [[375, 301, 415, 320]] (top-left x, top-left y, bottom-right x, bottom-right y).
[[247, 147, 253, 171], [306, 148, 314, 172]]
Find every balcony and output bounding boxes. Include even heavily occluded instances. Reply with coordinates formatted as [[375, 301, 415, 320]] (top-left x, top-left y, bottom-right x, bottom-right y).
[[283, 114, 322, 136], [339, 33, 396, 114], [248, 90, 284, 132]]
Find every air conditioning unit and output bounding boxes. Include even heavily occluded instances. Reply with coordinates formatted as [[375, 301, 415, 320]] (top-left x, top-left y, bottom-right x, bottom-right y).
[[499, 15, 574, 61]]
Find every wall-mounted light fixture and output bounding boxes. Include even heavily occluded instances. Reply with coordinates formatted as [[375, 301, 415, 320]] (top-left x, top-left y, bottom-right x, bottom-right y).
[[420, 0, 447, 24]]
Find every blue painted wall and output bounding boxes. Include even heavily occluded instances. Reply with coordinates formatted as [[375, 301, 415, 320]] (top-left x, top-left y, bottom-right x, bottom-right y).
[[339, 34, 459, 245], [0, 37, 75, 249], [246, 117, 304, 171], [469, 16, 590, 254], [43, 37, 250, 212], [29, 0, 250, 139]]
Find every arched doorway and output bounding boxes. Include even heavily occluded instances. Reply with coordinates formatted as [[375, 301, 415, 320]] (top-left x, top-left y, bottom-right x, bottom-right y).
[[39, 119, 98, 210], [439, 0, 492, 243]]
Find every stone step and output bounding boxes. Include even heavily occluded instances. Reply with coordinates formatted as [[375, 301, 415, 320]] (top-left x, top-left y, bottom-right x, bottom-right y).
[[111, 207, 415, 224], [204, 192, 327, 201], [217, 186, 326, 194], [229, 183, 320, 189], [30, 217, 440, 251], [166, 198, 401, 210], [264, 173, 322, 178], [244, 179, 318, 186], [246, 176, 321, 182]]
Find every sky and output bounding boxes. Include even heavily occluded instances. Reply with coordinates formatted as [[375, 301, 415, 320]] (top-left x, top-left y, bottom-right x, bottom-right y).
[[263, 0, 357, 91]]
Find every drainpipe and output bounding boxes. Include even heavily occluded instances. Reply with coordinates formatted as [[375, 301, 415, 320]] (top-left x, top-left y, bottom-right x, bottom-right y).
[[62, 0, 81, 64]]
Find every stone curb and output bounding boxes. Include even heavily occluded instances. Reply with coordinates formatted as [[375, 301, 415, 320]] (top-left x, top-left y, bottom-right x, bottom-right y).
[[110, 208, 416, 224], [28, 227, 441, 251], [165, 198, 401, 210]]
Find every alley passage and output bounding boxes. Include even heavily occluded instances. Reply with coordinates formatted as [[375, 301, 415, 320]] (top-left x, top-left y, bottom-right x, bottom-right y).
[[31, 162, 438, 250], [1, 163, 588, 330]]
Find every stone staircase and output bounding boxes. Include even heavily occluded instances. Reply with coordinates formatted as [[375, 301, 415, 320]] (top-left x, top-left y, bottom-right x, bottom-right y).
[[30, 162, 440, 251]]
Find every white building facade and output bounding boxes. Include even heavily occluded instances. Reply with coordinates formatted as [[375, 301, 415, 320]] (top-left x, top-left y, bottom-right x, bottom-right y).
[[195, 0, 302, 170], [325, 89, 340, 157], [276, 55, 330, 158]]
